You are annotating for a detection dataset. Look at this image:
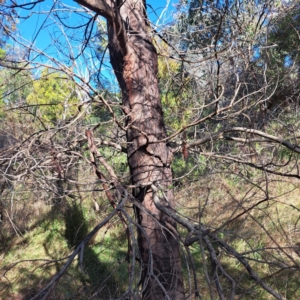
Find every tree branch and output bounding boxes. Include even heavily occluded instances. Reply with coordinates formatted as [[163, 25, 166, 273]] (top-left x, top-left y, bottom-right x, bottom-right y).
[[178, 127, 300, 155], [74, 0, 113, 21]]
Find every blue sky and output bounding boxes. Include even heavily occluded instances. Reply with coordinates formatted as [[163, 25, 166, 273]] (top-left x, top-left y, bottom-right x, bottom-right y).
[[14, 0, 176, 88], [16, 0, 175, 53]]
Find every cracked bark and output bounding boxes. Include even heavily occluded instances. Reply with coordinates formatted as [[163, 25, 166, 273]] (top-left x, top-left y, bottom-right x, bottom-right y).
[[108, 11, 184, 300], [75, 0, 184, 298]]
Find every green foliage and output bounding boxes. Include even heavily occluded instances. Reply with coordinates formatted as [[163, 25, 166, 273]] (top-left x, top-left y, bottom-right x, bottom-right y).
[[156, 40, 196, 133], [269, 5, 300, 67], [26, 68, 79, 126], [99, 147, 129, 178], [0, 67, 32, 105], [0, 47, 32, 123], [0, 48, 5, 59], [172, 153, 206, 180]]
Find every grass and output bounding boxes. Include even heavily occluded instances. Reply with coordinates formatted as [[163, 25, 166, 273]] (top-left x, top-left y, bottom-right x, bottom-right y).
[[176, 170, 300, 299], [0, 194, 130, 300], [1, 158, 300, 299]]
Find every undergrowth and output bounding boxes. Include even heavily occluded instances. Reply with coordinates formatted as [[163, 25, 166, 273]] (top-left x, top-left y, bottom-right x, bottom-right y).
[[1, 167, 300, 299]]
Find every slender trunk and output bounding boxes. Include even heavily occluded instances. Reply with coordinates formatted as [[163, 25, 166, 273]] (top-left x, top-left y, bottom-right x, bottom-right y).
[[106, 1, 184, 299]]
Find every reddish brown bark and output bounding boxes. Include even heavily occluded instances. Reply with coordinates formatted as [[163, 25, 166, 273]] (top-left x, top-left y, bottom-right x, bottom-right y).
[[109, 20, 184, 299], [75, 0, 185, 298]]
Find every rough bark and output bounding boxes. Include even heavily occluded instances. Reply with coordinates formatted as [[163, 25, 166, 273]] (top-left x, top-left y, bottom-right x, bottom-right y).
[[75, 0, 185, 298], [108, 4, 185, 298]]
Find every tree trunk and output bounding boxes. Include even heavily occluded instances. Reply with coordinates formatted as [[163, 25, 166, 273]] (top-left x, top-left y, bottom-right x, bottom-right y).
[[107, 3, 185, 299], [75, 0, 184, 298]]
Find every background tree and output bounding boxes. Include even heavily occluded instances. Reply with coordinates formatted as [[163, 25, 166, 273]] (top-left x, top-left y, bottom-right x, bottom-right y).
[[26, 68, 79, 126]]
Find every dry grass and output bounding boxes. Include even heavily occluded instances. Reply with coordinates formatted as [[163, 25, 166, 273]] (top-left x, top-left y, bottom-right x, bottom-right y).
[[176, 171, 300, 299], [1, 163, 300, 299]]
